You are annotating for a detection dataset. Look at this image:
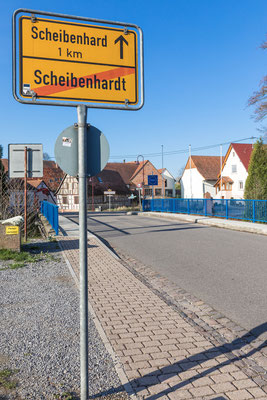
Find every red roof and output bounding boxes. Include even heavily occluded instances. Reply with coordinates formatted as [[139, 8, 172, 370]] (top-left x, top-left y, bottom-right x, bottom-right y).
[[27, 179, 45, 188], [93, 169, 131, 195], [42, 161, 64, 192], [0, 159, 64, 192], [130, 160, 149, 180], [105, 162, 140, 185], [187, 156, 222, 180], [231, 143, 253, 171]]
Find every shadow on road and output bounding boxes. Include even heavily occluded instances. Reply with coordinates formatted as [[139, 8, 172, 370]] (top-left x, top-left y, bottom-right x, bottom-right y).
[[64, 214, 206, 239]]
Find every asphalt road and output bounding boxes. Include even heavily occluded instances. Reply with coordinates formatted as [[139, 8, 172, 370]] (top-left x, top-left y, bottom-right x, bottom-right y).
[[66, 212, 267, 335]]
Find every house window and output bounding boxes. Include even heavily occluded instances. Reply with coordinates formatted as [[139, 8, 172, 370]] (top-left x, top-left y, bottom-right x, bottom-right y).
[[155, 189, 162, 196], [165, 180, 167, 187], [239, 181, 243, 190], [233, 152, 235, 157], [232, 165, 237, 173], [62, 196, 68, 204], [166, 189, 173, 197], [144, 189, 152, 196], [74, 196, 79, 204]]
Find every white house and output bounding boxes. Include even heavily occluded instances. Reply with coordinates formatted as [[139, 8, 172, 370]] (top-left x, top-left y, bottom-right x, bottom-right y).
[[214, 143, 253, 199], [159, 168, 176, 197], [28, 179, 56, 204], [181, 156, 221, 198]]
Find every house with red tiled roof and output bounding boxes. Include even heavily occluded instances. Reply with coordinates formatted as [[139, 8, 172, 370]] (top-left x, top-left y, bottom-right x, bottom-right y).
[[180, 156, 222, 198], [106, 162, 140, 190], [214, 143, 253, 199], [56, 159, 166, 211], [42, 161, 64, 192], [129, 160, 165, 197], [28, 179, 57, 204], [98, 160, 165, 197], [0, 159, 59, 205], [56, 169, 132, 211]]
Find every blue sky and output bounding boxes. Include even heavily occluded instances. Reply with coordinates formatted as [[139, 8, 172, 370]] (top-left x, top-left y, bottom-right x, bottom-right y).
[[1, 0, 267, 177]]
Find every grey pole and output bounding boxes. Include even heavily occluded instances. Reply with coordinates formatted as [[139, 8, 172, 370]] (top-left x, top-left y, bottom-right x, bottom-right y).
[[189, 144, 192, 198], [77, 104, 89, 400], [161, 144, 164, 199], [220, 144, 222, 198]]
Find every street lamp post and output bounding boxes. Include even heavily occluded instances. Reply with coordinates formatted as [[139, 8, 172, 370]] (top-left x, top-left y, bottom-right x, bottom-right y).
[[137, 154, 144, 210]]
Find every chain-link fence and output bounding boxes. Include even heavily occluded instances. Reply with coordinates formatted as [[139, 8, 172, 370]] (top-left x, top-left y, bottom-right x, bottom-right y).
[[0, 162, 40, 238]]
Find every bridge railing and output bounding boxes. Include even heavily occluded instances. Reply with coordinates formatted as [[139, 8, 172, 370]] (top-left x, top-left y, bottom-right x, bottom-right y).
[[40, 201, 59, 235], [142, 198, 267, 223]]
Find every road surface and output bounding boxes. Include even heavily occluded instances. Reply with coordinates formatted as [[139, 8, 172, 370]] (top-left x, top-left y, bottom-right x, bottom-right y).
[[65, 212, 267, 334]]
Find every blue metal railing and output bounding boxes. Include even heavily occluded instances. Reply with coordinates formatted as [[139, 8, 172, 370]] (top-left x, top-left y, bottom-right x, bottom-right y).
[[143, 198, 267, 224], [40, 201, 59, 235]]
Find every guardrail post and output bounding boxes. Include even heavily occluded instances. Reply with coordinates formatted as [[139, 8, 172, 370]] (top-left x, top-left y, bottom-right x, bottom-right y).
[[204, 199, 207, 216], [54, 205, 59, 235], [226, 199, 228, 219], [187, 199, 190, 215], [151, 198, 154, 212], [172, 198, 175, 213], [253, 200, 256, 223]]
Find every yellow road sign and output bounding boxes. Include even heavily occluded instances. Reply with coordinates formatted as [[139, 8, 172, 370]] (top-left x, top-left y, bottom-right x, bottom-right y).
[[19, 17, 138, 104], [5, 226, 19, 235]]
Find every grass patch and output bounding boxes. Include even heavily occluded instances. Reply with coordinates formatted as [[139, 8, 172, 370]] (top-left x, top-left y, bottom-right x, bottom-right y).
[[0, 248, 41, 271], [0, 249, 39, 263], [0, 242, 61, 272], [10, 262, 25, 269], [0, 369, 18, 390]]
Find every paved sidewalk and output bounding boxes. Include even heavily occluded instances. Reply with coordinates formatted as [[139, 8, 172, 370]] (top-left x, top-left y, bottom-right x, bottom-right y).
[[143, 212, 267, 236], [57, 216, 267, 400]]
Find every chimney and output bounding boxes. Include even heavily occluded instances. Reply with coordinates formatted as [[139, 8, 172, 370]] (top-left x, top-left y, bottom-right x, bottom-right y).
[[123, 159, 125, 163]]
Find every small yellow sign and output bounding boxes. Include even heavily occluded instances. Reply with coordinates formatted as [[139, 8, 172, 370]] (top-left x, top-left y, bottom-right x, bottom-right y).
[[5, 226, 19, 235], [19, 17, 138, 104]]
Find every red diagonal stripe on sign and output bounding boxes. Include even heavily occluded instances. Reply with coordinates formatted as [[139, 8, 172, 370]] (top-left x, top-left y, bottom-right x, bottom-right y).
[[33, 67, 135, 96]]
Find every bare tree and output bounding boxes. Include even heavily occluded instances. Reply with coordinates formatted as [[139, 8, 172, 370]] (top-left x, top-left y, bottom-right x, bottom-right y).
[[249, 37, 267, 121]]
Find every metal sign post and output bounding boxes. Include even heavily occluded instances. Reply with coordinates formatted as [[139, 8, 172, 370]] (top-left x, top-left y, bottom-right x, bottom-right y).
[[77, 105, 89, 400], [24, 146, 27, 242], [104, 191, 115, 211], [13, 9, 144, 400]]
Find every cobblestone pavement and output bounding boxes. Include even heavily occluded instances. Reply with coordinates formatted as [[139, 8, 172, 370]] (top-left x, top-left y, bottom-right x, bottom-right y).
[[58, 236, 267, 400]]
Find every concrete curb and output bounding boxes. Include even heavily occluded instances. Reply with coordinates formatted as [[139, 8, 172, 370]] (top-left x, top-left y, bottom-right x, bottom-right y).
[[57, 236, 138, 400], [142, 211, 267, 236]]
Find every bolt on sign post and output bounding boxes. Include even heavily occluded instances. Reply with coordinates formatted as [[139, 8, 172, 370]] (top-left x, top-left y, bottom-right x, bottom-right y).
[[13, 9, 144, 400]]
